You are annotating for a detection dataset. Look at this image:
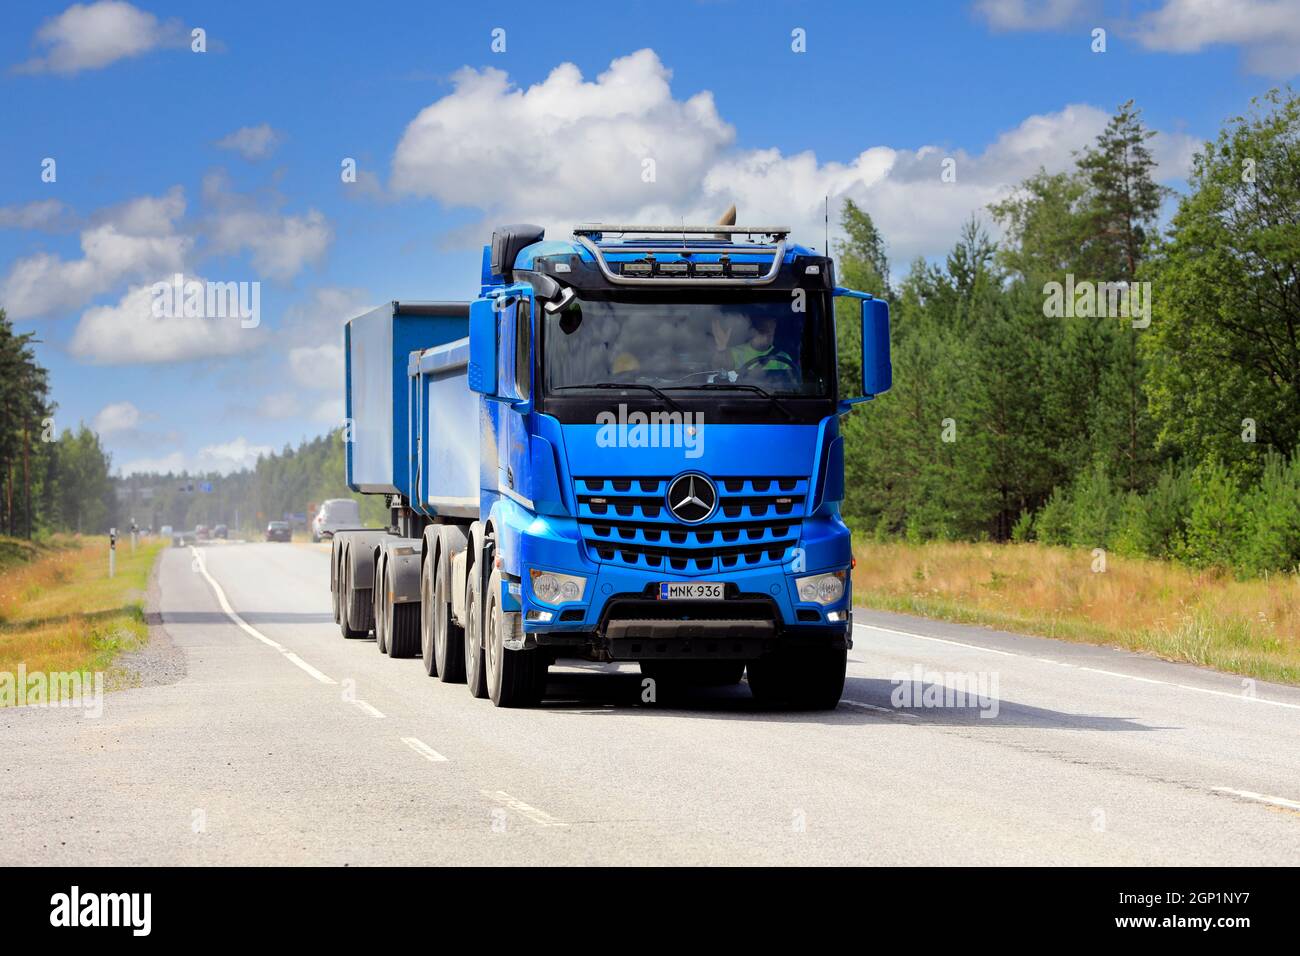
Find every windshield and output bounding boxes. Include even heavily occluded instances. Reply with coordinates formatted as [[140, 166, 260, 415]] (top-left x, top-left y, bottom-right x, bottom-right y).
[[542, 290, 834, 398]]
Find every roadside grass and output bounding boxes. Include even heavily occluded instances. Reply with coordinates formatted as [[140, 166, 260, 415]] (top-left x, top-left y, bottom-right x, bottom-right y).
[[0, 535, 164, 697], [852, 540, 1300, 686]]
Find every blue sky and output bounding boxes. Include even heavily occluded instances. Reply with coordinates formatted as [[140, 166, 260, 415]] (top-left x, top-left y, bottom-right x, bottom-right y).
[[1, 0, 1295, 475]]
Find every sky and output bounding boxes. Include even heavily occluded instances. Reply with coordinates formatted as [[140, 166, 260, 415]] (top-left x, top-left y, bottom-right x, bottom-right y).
[[1, 0, 1296, 476]]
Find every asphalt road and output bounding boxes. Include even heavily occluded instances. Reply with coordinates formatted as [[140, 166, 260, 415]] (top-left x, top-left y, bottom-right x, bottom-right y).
[[3, 540, 1299, 865]]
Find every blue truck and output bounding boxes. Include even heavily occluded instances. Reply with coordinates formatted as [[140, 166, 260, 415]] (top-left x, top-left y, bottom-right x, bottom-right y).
[[330, 219, 891, 708]]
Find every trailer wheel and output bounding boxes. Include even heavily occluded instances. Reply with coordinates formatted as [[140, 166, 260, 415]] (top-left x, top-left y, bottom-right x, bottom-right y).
[[464, 554, 488, 699], [374, 557, 388, 655], [485, 568, 546, 708], [387, 602, 420, 658], [746, 647, 846, 710], [419, 551, 438, 677], [340, 559, 370, 639], [432, 547, 465, 683], [330, 545, 341, 624]]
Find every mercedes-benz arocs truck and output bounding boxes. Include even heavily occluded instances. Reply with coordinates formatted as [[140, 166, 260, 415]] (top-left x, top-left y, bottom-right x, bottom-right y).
[[329, 220, 891, 708]]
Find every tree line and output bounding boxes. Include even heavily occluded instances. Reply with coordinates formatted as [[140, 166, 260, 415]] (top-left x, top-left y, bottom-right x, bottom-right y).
[[835, 89, 1300, 577]]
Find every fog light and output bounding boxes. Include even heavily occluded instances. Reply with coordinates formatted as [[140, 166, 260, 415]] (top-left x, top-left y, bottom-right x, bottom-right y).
[[795, 570, 846, 606], [526, 610, 553, 623]]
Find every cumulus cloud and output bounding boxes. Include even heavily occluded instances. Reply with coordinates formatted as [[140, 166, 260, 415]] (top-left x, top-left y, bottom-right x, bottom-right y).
[[974, 0, 1093, 30], [203, 172, 332, 280], [391, 49, 734, 224], [68, 278, 265, 364], [387, 50, 1200, 270], [92, 400, 142, 435], [281, 286, 371, 394], [0, 187, 190, 320], [1128, 0, 1300, 76], [118, 436, 272, 476], [0, 199, 77, 232], [215, 123, 282, 160], [14, 1, 186, 76]]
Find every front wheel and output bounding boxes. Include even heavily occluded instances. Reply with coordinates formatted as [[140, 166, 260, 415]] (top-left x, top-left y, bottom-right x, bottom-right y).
[[485, 568, 546, 708], [747, 647, 846, 710]]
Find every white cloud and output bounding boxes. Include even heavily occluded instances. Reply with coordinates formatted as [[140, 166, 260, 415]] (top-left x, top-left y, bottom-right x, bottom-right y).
[[0, 199, 76, 231], [1128, 0, 1300, 76], [974, 0, 1092, 30], [216, 123, 282, 160], [0, 187, 189, 320], [68, 279, 265, 364], [118, 436, 272, 476], [203, 172, 332, 280], [279, 286, 370, 396], [92, 400, 142, 435], [391, 49, 734, 223], [288, 343, 345, 390], [388, 52, 1200, 270], [14, 1, 185, 76]]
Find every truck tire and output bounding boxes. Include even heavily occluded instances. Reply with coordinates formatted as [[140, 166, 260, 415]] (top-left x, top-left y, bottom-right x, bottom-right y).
[[340, 561, 370, 639], [485, 568, 546, 708], [746, 647, 846, 710], [464, 555, 488, 699], [432, 548, 465, 683], [387, 602, 420, 658], [374, 557, 388, 655], [331, 548, 341, 624], [419, 550, 439, 677]]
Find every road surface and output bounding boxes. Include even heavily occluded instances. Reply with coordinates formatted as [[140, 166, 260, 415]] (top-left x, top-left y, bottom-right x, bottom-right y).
[[3, 541, 1299, 865]]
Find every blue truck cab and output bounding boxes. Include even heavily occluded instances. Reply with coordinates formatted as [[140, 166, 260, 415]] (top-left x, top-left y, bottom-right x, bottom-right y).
[[331, 220, 890, 708]]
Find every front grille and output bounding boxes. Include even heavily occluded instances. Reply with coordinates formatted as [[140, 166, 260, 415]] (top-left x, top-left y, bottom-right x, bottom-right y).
[[574, 475, 808, 573]]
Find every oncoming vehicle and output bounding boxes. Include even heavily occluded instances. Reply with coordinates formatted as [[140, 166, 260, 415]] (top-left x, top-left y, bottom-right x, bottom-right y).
[[214, 524, 229, 540], [265, 521, 291, 543], [312, 499, 362, 542]]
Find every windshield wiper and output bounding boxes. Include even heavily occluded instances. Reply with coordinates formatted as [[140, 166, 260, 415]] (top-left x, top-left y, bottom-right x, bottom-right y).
[[553, 382, 686, 414], [664, 382, 796, 420]]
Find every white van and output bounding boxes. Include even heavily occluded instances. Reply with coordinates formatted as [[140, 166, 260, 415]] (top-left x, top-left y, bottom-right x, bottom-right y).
[[312, 498, 362, 542]]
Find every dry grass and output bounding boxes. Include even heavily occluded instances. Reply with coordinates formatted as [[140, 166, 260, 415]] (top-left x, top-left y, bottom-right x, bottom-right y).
[[0, 535, 164, 691], [853, 540, 1300, 686]]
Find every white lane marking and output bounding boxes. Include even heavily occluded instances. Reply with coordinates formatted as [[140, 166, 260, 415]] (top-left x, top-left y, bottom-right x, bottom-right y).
[[840, 699, 921, 719], [1212, 787, 1300, 812], [482, 789, 567, 827], [190, 547, 336, 685], [401, 737, 448, 762], [854, 621, 1300, 711], [352, 699, 386, 718]]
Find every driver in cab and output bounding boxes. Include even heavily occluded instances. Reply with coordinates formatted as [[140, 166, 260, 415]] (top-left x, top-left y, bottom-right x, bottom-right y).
[[710, 315, 798, 386]]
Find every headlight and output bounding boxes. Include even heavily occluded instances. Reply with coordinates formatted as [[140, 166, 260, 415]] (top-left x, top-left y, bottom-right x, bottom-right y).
[[795, 570, 846, 605], [529, 569, 587, 605]]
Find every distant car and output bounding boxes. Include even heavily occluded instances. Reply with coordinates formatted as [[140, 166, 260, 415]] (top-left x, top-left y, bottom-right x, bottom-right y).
[[160, 525, 173, 538], [265, 521, 291, 543], [214, 524, 228, 539], [311, 498, 362, 542], [195, 525, 211, 541]]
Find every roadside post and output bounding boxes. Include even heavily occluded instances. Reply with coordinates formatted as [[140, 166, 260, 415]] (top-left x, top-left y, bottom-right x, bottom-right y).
[[109, 528, 117, 579]]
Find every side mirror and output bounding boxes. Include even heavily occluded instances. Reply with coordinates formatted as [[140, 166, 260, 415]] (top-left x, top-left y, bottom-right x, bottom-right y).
[[467, 298, 498, 395], [861, 298, 892, 397], [833, 287, 891, 405]]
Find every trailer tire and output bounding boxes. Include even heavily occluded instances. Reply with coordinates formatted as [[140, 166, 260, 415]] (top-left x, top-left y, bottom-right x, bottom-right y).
[[419, 550, 439, 677], [746, 647, 846, 710], [374, 557, 388, 655], [340, 560, 370, 639], [387, 602, 420, 659], [464, 554, 488, 699], [485, 568, 546, 708], [432, 546, 465, 683]]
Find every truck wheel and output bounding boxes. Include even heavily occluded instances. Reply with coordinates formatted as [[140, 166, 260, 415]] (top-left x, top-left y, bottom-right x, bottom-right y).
[[330, 547, 341, 624], [485, 568, 546, 708], [339, 561, 369, 639], [388, 602, 420, 658], [746, 647, 846, 710], [464, 558, 488, 698], [419, 553, 439, 677], [433, 550, 465, 683], [374, 559, 388, 655]]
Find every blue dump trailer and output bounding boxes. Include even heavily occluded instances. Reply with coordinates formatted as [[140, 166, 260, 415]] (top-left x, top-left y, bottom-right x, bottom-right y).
[[330, 220, 891, 707]]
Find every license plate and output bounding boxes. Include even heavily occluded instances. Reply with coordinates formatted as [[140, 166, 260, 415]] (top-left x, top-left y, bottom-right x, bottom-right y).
[[659, 582, 724, 600]]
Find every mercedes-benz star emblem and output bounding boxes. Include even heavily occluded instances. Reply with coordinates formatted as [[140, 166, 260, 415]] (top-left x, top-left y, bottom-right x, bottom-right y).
[[666, 473, 717, 524]]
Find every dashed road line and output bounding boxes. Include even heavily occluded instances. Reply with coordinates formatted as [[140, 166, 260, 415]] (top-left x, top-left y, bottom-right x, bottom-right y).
[[351, 699, 386, 718], [1212, 787, 1300, 812], [191, 547, 336, 685], [482, 790, 567, 827], [401, 736, 448, 762]]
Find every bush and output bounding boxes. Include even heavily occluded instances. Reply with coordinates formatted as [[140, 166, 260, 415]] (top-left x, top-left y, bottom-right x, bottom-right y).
[[1237, 449, 1300, 575], [1010, 510, 1035, 542], [1035, 487, 1072, 545], [1179, 458, 1245, 569], [1068, 459, 1121, 549]]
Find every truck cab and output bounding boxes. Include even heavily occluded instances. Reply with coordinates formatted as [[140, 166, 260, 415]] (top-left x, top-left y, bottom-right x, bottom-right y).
[[332, 221, 890, 709]]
